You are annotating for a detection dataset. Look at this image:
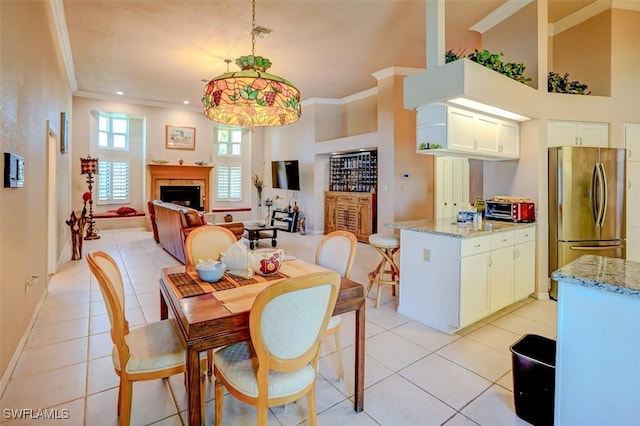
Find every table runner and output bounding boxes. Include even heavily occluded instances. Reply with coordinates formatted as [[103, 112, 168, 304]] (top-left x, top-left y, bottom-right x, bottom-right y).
[[167, 270, 288, 299]]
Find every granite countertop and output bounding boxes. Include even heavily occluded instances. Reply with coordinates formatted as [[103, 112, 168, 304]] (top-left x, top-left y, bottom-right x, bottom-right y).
[[551, 255, 640, 299], [386, 218, 535, 238]]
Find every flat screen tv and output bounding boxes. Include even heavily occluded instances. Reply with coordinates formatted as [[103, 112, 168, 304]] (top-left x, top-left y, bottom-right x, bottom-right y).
[[271, 160, 300, 191]]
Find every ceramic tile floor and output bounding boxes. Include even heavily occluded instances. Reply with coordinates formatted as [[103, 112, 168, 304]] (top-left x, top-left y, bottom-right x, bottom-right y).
[[0, 227, 557, 425]]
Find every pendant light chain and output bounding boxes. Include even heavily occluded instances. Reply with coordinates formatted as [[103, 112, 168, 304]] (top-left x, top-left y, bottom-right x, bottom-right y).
[[251, 0, 256, 57]]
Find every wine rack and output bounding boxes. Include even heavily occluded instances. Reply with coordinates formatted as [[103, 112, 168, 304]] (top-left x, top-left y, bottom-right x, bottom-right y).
[[329, 151, 377, 193]]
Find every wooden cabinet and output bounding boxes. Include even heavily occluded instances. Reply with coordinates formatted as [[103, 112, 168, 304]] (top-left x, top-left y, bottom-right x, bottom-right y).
[[416, 104, 520, 160], [324, 192, 376, 243], [324, 192, 337, 234], [548, 120, 609, 148], [625, 124, 640, 261], [397, 225, 536, 333]]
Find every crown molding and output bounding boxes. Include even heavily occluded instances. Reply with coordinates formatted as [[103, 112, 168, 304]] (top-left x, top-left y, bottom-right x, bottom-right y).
[[74, 91, 202, 112], [49, 0, 77, 92], [302, 87, 378, 107], [470, 0, 533, 34]]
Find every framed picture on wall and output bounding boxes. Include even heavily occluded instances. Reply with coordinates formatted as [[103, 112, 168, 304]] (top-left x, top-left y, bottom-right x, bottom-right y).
[[165, 125, 196, 150], [60, 112, 69, 154]]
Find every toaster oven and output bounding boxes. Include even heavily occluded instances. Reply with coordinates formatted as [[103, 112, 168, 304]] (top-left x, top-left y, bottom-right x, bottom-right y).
[[485, 201, 535, 223]]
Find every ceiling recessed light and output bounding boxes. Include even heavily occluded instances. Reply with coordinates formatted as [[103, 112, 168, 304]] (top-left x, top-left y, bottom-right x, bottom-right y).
[[116, 91, 123, 95], [183, 101, 190, 105]]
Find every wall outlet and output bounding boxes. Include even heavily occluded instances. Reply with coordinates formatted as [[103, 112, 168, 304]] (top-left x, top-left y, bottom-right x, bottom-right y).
[[423, 248, 431, 261]]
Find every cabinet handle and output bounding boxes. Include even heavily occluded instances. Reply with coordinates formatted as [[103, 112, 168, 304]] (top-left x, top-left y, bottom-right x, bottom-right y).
[[628, 149, 632, 159], [501, 238, 507, 242], [629, 180, 632, 190], [474, 244, 481, 248], [488, 257, 492, 267], [473, 140, 478, 150]]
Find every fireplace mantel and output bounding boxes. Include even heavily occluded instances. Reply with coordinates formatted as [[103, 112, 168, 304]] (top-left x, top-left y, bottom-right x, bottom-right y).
[[147, 164, 213, 211]]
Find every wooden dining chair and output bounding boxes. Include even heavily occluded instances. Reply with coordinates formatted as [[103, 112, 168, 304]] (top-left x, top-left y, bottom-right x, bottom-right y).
[[213, 271, 341, 426], [184, 224, 238, 374], [87, 250, 205, 426], [315, 230, 357, 379], [184, 224, 237, 265]]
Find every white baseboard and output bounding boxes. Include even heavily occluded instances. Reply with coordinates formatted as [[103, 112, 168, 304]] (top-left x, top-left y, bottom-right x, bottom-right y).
[[0, 288, 48, 397]]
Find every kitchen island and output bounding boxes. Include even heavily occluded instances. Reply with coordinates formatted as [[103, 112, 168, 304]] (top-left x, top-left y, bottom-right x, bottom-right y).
[[552, 255, 640, 425], [387, 219, 536, 333]]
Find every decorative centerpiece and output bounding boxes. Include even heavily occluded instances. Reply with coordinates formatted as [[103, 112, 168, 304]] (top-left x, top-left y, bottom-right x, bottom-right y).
[[252, 174, 264, 206]]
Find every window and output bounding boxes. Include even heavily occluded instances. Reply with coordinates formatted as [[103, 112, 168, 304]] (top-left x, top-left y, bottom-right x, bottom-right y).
[[99, 115, 128, 150], [217, 128, 242, 156], [216, 166, 242, 201], [96, 113, 130, 204], [97, 161, 130, 203], [215, 128, 243, 201]]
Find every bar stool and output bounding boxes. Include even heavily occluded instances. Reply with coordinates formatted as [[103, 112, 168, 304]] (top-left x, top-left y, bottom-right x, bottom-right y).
[[367, 232, 400, 309]]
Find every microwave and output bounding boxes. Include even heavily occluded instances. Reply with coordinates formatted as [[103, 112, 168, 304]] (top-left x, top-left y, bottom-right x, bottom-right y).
[[485, 201, 535, 223]]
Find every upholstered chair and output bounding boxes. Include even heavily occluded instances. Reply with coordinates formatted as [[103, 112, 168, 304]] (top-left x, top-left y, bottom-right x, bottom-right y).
[[184, 225, 237, 265], [87, 250, 205, 425], [315, 230, 357, 379], [184, 224, 238, 375], [213, 271, 341, 426]]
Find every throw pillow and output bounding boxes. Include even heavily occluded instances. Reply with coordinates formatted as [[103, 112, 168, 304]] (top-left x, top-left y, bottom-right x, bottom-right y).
[[116, 206, 137, 216]]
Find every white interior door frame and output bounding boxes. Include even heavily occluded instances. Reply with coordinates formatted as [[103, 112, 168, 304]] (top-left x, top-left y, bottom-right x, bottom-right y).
[[47, 120, 58, 276]]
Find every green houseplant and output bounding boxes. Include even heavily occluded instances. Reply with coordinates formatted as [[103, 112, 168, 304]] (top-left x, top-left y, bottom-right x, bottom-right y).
[[547, 71, 591, 95], [445, 48, 532, 85]]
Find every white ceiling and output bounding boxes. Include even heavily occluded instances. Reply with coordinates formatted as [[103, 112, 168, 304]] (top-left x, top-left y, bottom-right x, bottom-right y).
[[60, 0, 599, 110]]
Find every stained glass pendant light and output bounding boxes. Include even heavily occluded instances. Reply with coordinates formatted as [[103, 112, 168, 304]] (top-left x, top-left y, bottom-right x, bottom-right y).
[[202, 0, 301, 129]]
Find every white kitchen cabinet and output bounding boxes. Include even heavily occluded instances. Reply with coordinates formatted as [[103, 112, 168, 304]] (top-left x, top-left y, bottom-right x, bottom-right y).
[[398, 224, 536, 333], [460, 251, 490, 327], [435, 157, 470, 219], [489, 233, 515, 312], [498, 121, 520, 158], [625, 123, 640, 261], [548, 120, 609, 148], [514, 228, 536, 300], [416, 104, 520, 160], [447, 108, 477, 152]]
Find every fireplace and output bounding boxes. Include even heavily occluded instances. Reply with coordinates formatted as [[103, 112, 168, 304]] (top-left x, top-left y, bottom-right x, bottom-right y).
[[160, 185, 203, 211], [147, 164, 213, 211]]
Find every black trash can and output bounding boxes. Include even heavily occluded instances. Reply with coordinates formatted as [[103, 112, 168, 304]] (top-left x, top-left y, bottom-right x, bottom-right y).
[[510, 334, 556, 426]]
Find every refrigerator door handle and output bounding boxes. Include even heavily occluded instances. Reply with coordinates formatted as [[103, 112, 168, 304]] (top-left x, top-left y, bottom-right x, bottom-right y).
[[599, 162, 608, 227], [591, 163, 600, 225], [569, 244, 624, 251]]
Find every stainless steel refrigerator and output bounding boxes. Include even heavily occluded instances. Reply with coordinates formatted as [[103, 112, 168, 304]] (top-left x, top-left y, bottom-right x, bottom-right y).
[[548, 146, 626, 299]]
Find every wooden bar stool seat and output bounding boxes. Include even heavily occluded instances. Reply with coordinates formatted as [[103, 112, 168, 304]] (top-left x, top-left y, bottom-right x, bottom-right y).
[[367, 233, 400, 309]]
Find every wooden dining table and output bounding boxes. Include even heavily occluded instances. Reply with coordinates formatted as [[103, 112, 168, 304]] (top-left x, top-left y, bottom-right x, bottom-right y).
[[159, 258, 366, 426]]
